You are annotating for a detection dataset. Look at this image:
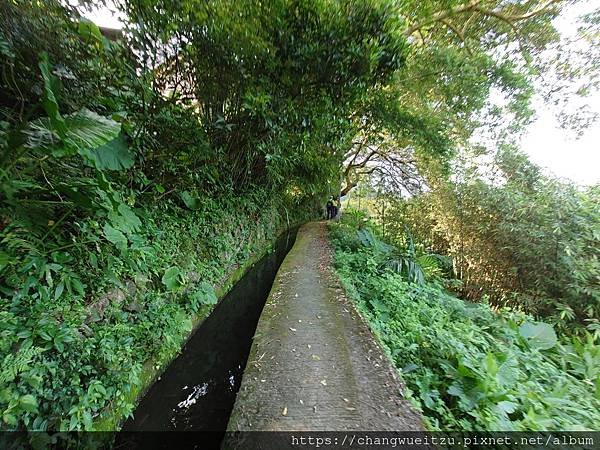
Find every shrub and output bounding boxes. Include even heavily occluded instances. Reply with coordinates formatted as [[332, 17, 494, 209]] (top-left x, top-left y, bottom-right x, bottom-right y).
[[330, 221, 600, 431]]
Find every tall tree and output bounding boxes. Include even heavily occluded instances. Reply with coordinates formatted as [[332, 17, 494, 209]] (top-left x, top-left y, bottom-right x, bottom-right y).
[[340, 0, 599, 195]]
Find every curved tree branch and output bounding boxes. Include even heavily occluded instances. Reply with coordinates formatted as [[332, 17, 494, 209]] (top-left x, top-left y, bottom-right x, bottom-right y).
[[404, 0, 563, 38]]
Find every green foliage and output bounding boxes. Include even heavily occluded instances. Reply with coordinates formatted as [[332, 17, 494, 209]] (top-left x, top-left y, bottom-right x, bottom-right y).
[[343, 213, 448, 286], [330, 221, 600, 431], [190, 282, 218, 311], [519, 322, 558, 351], [2, 0, 598, 433], [38, 51, 67, 136], [179, 191, 201, 211], [102, 224, 127, 251], [393, 149, 600, 332], [162, 266, 183, 292], [0, 188, 311, 431], [81, 133, 133, 172], [1, 3, 328, 431]]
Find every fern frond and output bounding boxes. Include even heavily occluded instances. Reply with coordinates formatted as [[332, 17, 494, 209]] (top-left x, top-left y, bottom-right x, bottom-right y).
[[0, 346, 42, 384]]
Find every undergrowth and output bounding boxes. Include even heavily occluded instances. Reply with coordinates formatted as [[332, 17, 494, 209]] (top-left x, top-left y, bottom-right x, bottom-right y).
[[0, 189, 312, 430], [329, 219, 600, 431]]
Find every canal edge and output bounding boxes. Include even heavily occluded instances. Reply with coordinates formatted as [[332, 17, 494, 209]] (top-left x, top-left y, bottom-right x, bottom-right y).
[[93, 222, 306, 431]]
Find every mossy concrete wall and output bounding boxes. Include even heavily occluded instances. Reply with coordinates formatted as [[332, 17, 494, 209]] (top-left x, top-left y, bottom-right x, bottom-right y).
[[94, 222, 304, 431]]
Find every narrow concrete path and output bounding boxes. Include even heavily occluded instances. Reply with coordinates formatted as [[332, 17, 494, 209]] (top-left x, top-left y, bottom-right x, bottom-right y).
[[227, 222, 423, 431]]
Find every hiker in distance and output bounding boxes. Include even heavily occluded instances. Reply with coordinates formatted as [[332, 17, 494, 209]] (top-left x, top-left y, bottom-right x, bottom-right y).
[[326, 196, 335, 220]]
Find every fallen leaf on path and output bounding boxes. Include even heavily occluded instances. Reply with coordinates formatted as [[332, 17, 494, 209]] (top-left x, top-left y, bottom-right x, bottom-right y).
[[311, 355, 321, 361]]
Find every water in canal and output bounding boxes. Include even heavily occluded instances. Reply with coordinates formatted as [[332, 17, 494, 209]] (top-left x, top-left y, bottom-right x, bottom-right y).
[[119, 228, 297, 443]]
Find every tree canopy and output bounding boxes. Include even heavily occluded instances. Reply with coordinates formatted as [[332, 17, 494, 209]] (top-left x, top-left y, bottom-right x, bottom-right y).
[[338, 0, 598, 195], [1, 0, 599, 432]]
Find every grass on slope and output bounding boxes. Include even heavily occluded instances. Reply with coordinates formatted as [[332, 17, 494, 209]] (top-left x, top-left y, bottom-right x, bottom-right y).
[[329, 221, 600, 431]]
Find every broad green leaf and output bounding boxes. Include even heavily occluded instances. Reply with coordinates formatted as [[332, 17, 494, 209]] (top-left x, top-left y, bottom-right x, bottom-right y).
[[109, 203, 142, 234], [447, 384, 464, 397], [191, 281, 218, 305], [17, 330, 31, 339], [103, 223, 128, 251], [357, 228, 376, 247], [77, 19, 103, 44], [180, 191, 201, 210], [3, 413, 17, 426], [70, 278, 85, 296], [26, 108, 123, 165], [19, 395, 38, 413], [496, 401, 518, 415], [64, 109, 120, 161], [162, 266, 182, 291], [38, 52, 66, 136], [519, 322, 558, 350], [54, 282, 65, 301], [484, 353, 498, 376], [83, 134, 134, 171], [56, 183, 95, 209], [38, 330, 51, 341]]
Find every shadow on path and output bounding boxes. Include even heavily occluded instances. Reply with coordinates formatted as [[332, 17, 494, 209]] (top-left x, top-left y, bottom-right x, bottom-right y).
[[227, 222, 423, 432]]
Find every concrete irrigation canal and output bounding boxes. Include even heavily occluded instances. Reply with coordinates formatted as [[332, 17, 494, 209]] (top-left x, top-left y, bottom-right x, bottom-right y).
[[227, 222, 423, 432], [123, 222, 422, 447]]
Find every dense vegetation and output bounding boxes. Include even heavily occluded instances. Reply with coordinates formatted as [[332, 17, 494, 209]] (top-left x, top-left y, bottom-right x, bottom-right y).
[[377, 148, 600, 334], [331, 215, 600, 430], [2, 0, 405, 429], [1, 0, 598, 432]]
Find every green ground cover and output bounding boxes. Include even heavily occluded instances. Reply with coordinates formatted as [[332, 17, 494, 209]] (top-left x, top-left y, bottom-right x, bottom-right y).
[[1, 190, 313, 430], [330, 219, 600, 431]]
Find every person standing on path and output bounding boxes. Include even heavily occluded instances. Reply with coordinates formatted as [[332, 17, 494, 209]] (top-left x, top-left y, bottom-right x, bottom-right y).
[[326, 196, 334, 220]]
